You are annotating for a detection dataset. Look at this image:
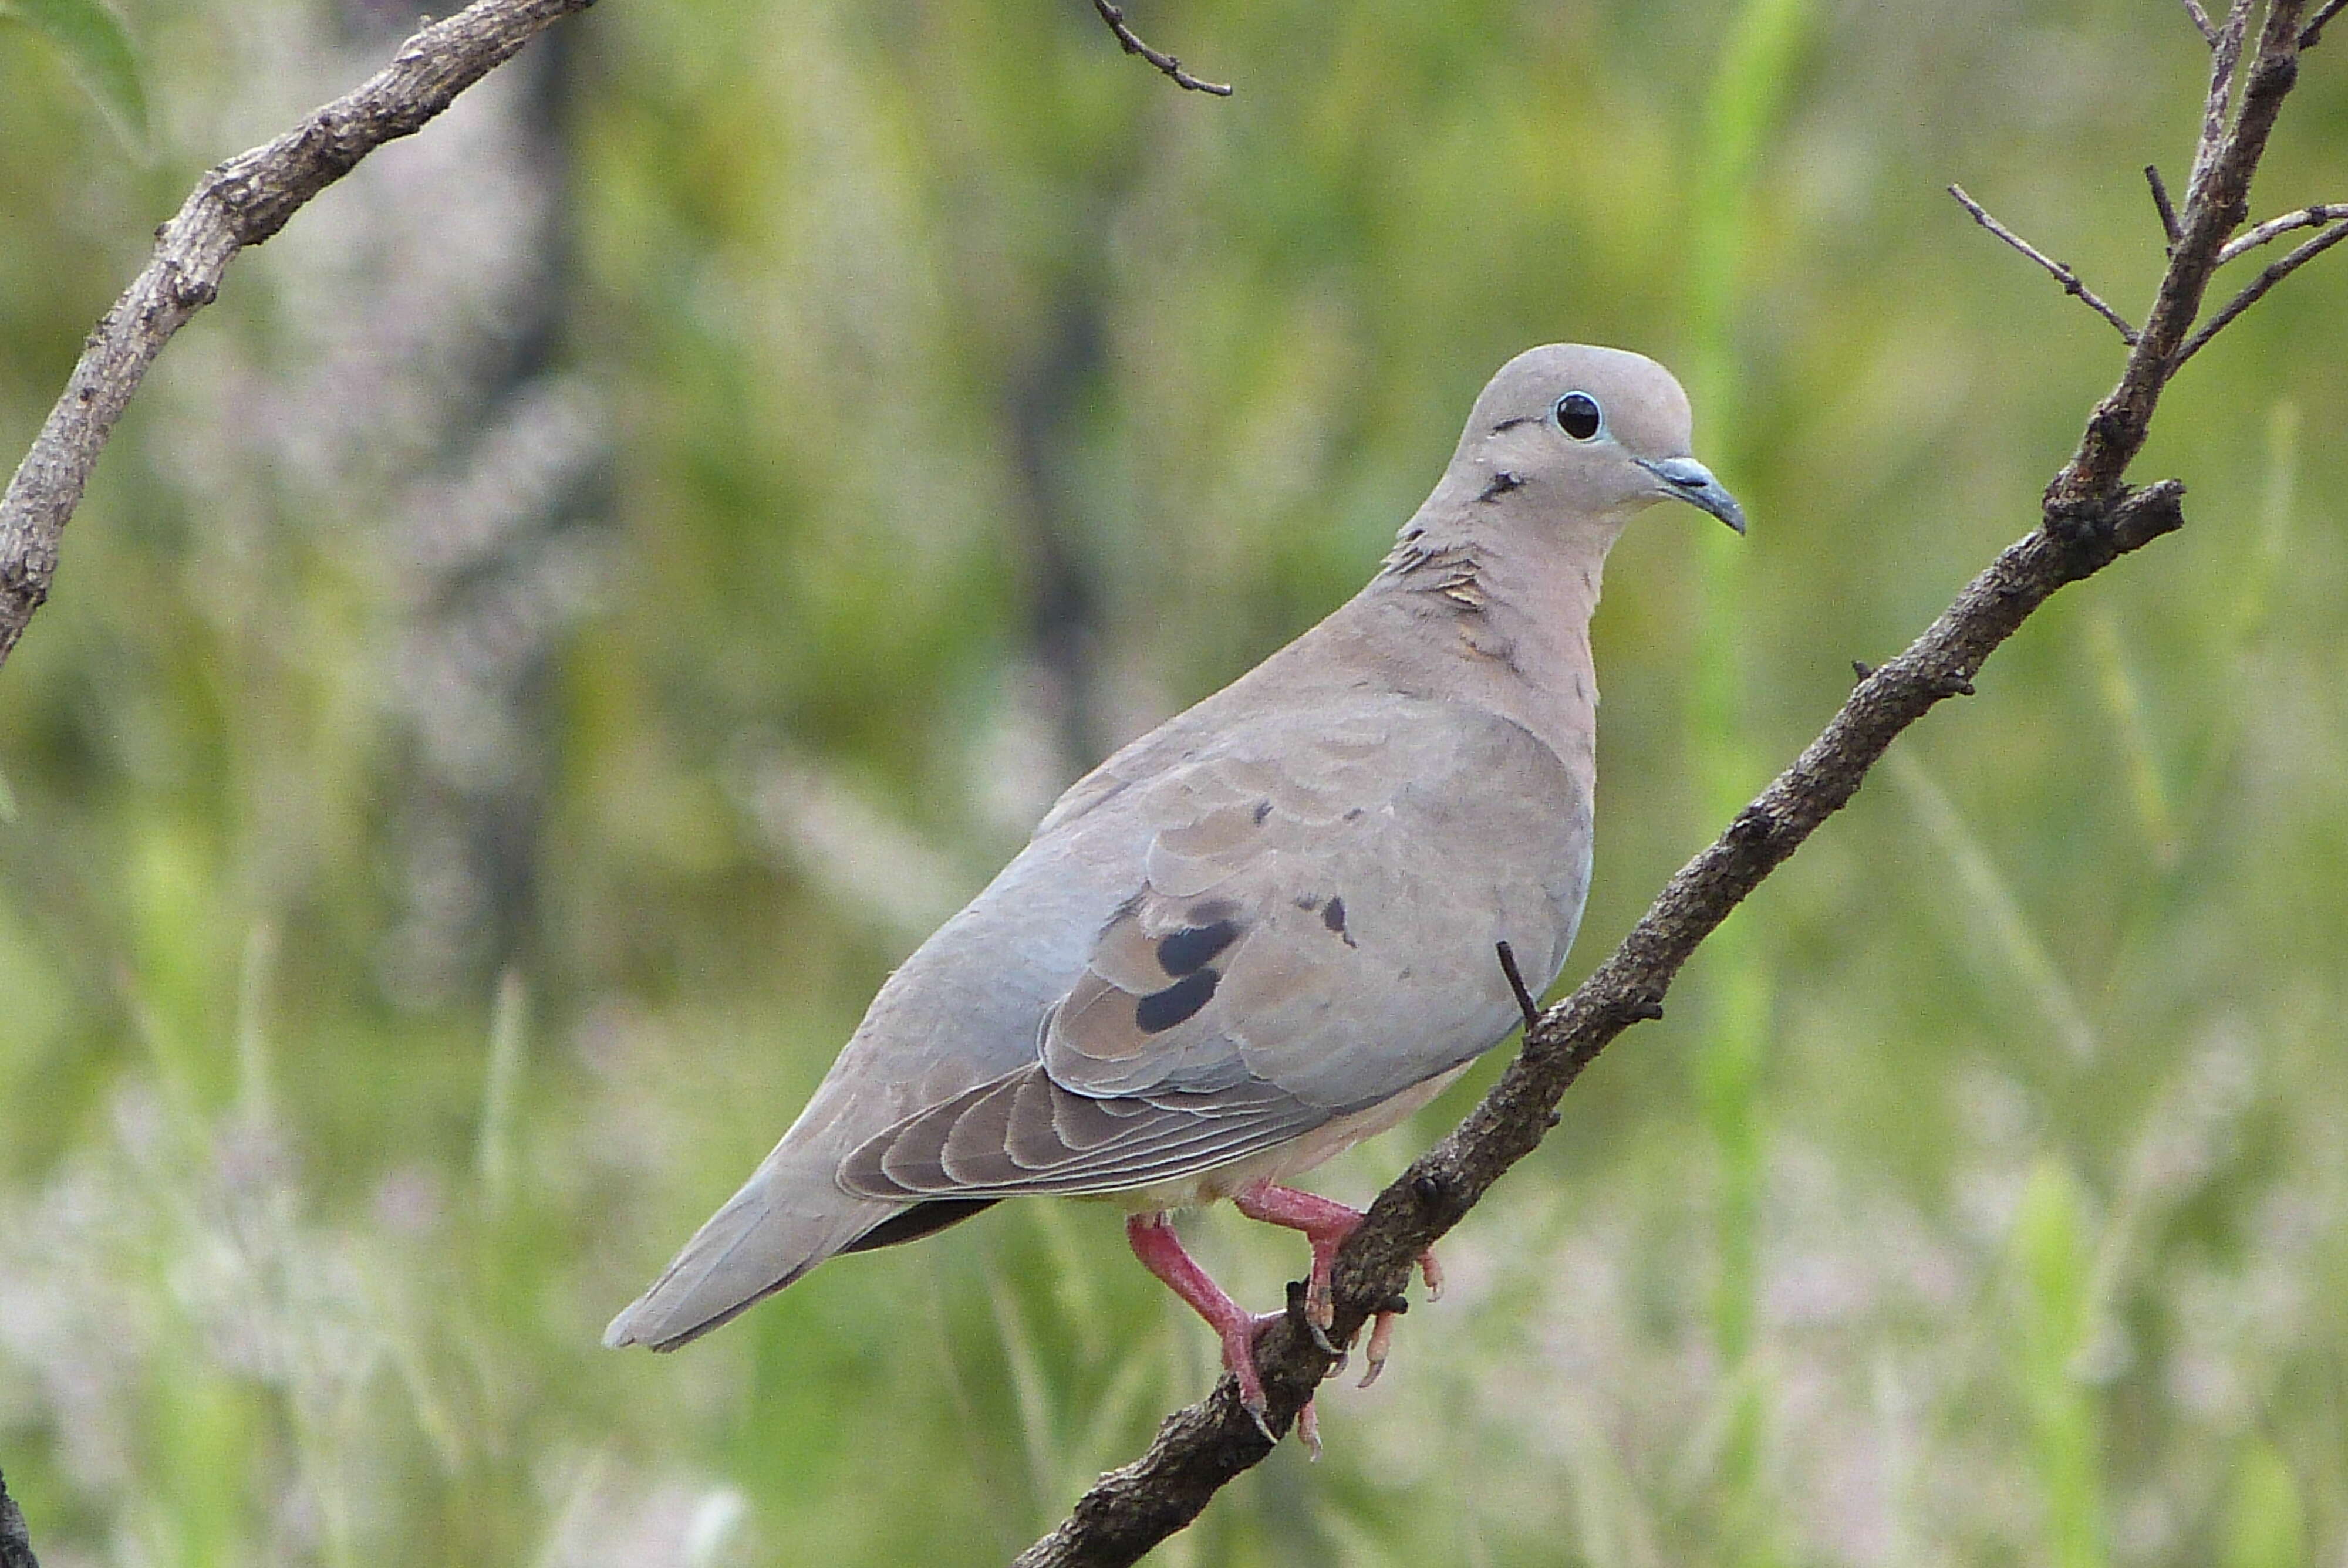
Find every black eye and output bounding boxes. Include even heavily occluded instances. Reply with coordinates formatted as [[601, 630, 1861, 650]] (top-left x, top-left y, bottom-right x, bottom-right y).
[[1554, 392, 1602, 440]]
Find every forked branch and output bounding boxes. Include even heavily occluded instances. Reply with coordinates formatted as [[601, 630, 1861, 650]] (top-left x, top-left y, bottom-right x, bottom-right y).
[[1017, 3, 2337, 1563], [2185, 217, 2348, 359]]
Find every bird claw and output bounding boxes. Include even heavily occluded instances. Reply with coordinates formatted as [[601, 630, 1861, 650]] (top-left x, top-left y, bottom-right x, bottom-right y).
[[1297, 1398, 1323, 1461], [1420, 1249, 1445, 1302], [1358, 1309, 1398, 1388], [1241, 1391, 1276, 1447], [1287, 1277, 1338, 1354]]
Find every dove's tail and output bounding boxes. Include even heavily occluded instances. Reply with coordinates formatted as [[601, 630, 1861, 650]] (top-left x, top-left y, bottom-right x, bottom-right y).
[[602, 1155, 885, 1351], [603, 1160, 1000, 1351]]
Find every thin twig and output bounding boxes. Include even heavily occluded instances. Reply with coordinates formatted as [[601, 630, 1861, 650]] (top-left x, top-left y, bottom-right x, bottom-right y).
[[1089, 0, 1233, 95], [2182, 218, 2348, 361], [2217, 201, 2348, 263], [2191, 1, 2253, 202], [2182, 0, 2219, 44], [0, 1466, 38, 1568], [2303, 0, 2348, 48], [0, 0, 594, 670], [1947, 184, 2140, 342], [1020, 5, 2325, 1564], [1495, 942, 1542, 1034], [2147, 164, 2184, 248]]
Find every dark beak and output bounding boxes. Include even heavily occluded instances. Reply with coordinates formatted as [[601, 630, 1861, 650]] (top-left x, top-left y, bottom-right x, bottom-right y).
[[1637, 456, 1746, 535]]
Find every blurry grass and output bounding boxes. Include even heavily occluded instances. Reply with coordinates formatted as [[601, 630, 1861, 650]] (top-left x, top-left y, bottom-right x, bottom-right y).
[[2012, 1158, 2105, 1568], [2224, 1441, 2307, 1568], [1888, 749, 2099, 1061], [2086, 606, 2181, 870], [475, 970, 529, 1219]]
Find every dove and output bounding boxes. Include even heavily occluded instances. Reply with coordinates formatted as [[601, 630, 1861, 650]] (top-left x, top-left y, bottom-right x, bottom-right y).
[[605, 343, 1743, 1444]]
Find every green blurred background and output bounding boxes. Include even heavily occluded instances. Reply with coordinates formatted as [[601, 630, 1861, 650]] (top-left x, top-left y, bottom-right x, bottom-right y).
[[2, 0, 2345, 1562]]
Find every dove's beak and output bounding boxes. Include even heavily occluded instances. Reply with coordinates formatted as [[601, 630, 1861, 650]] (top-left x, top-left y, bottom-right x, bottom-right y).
[[1638, 456, 1746, 535]]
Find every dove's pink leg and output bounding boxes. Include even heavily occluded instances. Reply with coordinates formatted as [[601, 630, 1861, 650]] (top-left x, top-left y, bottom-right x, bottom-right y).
[[1232, 1181, 1444, 1385], [1126, 1213, 1286, 1435]]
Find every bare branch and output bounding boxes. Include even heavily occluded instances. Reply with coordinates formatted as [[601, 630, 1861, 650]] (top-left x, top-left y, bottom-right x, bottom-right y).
[[2146, 164, 2184, 248], [2191, 1, 2253, 201], [2303, 0, 2348, 48], [2182, 0, 2219, 44], [2217, 201, 2348, 262], [1020, 5, 2326, 1563], [2056, 0, 2309, 508], [0, 0, 593, 670], [1, 1466, 38, 1568], [2183, 218, 2348, 361], [1947, 184, 2140, 342], [1089, 0, 1233, 96]]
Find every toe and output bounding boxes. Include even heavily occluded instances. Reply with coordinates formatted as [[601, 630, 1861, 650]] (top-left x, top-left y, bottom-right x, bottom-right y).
[[1358, 1312, 1397, 1388], [1220, 1311, 1284, 1428]]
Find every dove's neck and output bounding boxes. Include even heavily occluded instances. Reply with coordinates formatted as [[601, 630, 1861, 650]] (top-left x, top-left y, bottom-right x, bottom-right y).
[[1363, 499, 1623, 778]]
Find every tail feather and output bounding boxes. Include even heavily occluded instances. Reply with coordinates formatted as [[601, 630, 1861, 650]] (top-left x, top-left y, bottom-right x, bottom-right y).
[[603, 1168, 899, 1351]]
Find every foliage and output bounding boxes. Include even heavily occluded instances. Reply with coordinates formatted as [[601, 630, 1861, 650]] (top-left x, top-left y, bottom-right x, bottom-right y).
[[0, 0, 147, 150], [1, 0, 2346, 1564]]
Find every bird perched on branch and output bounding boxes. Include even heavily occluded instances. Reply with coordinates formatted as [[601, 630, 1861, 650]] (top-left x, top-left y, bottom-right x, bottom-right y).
[[605, 344, 1743, 1447]]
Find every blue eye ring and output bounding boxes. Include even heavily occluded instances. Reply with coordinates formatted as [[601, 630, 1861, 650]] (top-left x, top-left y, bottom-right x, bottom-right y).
[[1554, 392, 1603, 440]]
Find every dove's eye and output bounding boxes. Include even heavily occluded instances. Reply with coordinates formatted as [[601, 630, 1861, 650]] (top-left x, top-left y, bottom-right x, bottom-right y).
[[1554, 393, 1603, 440]]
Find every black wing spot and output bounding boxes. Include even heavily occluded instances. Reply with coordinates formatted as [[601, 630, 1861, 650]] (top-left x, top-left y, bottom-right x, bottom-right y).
[[1186, 898, 1240, 925], [1323, 896, 1356, 947], [1252, 799, 1273, 824], [1156, 920, 1239, 978], [1136, 968, 1220, 1033]]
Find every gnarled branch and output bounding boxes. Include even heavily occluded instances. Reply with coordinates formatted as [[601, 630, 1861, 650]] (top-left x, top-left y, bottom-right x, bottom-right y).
[[1017, 3, 2333, 1563], [0, 0, 594, 670]]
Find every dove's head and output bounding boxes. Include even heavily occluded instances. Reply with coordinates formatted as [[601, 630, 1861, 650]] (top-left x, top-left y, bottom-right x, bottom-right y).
[[1452, 343, 1745, 536]]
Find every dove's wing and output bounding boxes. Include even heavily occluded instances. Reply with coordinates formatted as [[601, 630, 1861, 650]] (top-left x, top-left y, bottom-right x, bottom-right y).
[[837, 691, 1591, 1202]]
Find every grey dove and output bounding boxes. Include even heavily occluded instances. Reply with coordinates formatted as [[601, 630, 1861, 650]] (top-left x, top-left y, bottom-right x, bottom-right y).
[[605, 343, 1743, 1440]]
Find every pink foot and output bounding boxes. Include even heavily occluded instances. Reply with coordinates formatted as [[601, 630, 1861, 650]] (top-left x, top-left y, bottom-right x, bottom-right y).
[[1126, 1212, 1285, 1437], [1232, 1181, 1441, 1374]]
